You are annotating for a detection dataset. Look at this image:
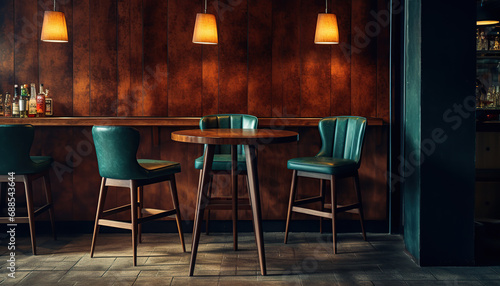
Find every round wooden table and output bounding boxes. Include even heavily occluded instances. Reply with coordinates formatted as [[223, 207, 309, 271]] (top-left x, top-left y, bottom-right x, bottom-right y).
[[172, 129, 299, 276]]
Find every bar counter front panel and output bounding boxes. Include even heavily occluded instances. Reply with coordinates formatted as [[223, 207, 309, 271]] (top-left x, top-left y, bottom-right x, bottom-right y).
[[0, 117, 388, 223]]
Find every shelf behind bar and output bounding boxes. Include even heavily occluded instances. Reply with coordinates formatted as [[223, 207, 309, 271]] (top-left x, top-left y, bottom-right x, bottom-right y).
[[0, 117, 385, 127]]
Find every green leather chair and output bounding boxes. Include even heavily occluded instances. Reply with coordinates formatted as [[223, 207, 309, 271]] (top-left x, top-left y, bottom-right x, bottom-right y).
[[0, 124, 56, 255], [91, 126, 185, 266], [195, 114, 258, 250], [284, 116, 367, 253]]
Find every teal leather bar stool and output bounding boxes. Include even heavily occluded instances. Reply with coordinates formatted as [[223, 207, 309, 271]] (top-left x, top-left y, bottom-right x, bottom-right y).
[[0, 124, 56, 255], [194, 114, 258, 250], [284, 116, 367, 253], [90, 126, 185, 266]]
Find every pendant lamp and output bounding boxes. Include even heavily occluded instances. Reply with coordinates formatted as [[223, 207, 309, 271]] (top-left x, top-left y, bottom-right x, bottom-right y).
[[315, 0, 339, 44], [193, 0, 218, 45], [41, 0, 68, 42]]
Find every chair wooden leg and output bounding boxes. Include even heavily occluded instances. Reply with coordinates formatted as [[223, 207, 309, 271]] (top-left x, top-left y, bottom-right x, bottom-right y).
[[91, 178, 108, 258], [23, 175, 36, 255], [169, 175, 185, 252], [130, 180, 138, 266], [354, 172, 367, 241], [205, 175, 213, 235], [330, 175, 337, 254], [138, 186, 143, 243], [189, 145, 215, 276], [43, 172, 56, 240], [231, 145, 238, 251], [284, 170, 298, 244], [319, 179, 326, 234]]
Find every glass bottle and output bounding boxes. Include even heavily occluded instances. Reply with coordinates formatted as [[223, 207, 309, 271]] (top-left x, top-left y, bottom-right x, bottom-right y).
[[12, 85, 20, 117], [19, 84, 28, 118], [45, 88, 53, 116], [37, 84, 46, 117], [29, 83, 37, 117], [4, 92, 12, 117], [0, 93, 4, 116]]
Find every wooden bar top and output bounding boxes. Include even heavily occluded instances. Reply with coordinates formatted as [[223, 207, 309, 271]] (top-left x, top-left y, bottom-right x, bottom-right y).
[[0, 117, 385, 127]]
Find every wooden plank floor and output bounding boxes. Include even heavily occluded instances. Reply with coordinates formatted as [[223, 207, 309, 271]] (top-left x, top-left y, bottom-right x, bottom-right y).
[[0, 233, 499, 285]]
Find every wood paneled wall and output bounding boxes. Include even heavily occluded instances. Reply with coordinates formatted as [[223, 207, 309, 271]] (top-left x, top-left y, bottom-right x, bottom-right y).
[[0, 0, 390, 121]]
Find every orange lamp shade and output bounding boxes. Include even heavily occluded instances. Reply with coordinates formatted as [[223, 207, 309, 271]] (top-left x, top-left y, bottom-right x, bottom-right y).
[[41, 11, 68, 42], [192, 13, 218, 45], [314, 13, 339, 44], [477, 20, 500, 26]]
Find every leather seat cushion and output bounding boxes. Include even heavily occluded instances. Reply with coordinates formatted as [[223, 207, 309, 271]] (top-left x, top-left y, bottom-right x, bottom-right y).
[[138, 159, 181, 178], [287, 157, 357, 176], [194, 154, 247, 171]]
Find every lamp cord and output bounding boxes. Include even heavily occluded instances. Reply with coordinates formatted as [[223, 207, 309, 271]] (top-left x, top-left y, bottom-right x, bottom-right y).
[[53, 0, 56, 11], [325, 0, 328, 13], [204, 0, 207, 13]]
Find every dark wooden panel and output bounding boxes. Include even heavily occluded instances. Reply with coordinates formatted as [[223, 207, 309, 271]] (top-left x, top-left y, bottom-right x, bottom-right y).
[[130, 0, 143, 116], [117, 0, 131, 116], [14, 0, 38, 85], [168, 0, 202, 116], [201, 0, 219, 116], [331, 0, 352, 116], [351, 0, 378, 117], [39, 0, 73, 116], [376, 0, 390, 122], [248, 0, 272, 117], [272, 0, 301, 117], [73, 0, 90, 116], [143, 0, 168, 116], [90, 0, 117, 116], [69, 127, 100, 220], [218, 0, 248, 114], [0, 0, 14, 95], [300, 0, 331, 117]]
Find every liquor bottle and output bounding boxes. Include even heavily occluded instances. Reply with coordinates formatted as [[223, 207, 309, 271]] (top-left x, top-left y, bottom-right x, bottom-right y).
[[4, 92, 12, 117], [45, 88, 53, 116], [37, 85, 46, 117], [12, 85, 20, 118], [19, 84, 27, 118], [24, 84, 30, 114], [0, 93, 4, 116], [29, 83, 37, 117]]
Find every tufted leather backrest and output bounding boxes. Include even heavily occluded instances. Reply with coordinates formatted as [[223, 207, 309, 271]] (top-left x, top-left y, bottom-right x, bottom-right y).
[[0, 124, 37, 173], [200, 114, 258, 154], [92, 126, 148, 180], [316, 116, 367, 167]]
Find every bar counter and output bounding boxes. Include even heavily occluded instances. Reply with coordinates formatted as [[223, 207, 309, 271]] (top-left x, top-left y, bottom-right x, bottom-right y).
[[0, 117, 388, 227], [0, 116, 385, 127]]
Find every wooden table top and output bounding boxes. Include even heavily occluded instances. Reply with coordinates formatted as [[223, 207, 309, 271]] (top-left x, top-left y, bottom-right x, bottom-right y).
[[171, 129, 299, 145]]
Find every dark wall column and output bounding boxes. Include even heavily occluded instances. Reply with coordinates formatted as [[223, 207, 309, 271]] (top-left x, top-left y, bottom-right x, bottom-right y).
[[403, 0, 476, 265]]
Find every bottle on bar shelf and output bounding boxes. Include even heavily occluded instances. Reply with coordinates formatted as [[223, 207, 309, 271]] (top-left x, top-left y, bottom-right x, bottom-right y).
[[29, 83, 37, 117], [37, 84, 46, 117], [0, 93, 4, 116], [12, 85, 20, 118], [4, 92, 12, 117], [45, 88, 53, 116], [20, 84, 28, 118]]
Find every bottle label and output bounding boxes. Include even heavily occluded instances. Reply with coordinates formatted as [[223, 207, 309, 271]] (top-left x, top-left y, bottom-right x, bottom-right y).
[[19, 99, 26, 112], [29, 99, 37, 115], [45, 99, 52, 116], [37, 95, 46, 115], [12, 102, 19, 115]]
